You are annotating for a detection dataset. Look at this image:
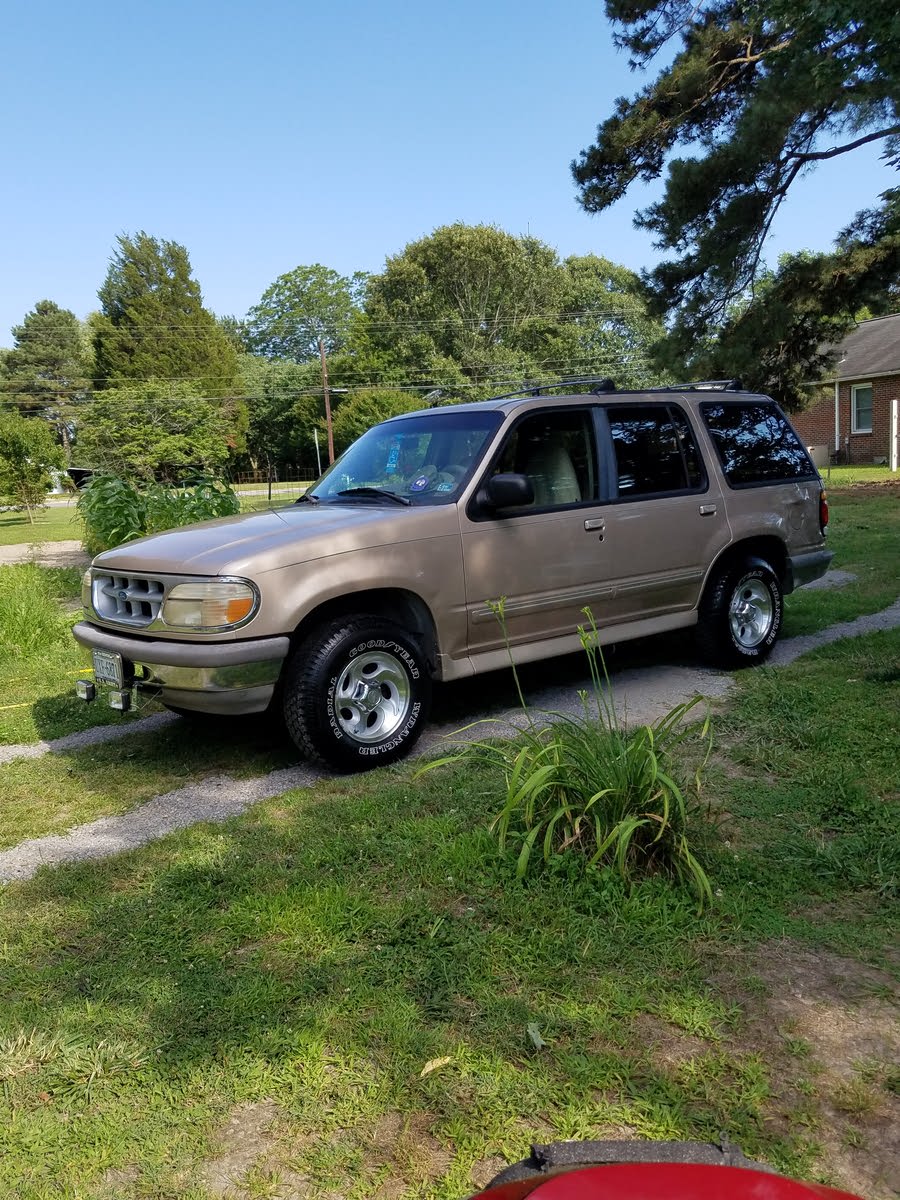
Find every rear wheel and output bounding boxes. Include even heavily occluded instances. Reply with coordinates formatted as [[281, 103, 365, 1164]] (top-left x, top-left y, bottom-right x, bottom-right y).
[[283, 616, 431, 771], [697, 557, 783, 668]]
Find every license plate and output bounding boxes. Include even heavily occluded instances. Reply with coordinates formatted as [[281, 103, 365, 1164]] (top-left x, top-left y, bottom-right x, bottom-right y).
[[92, 649, 125, 687]]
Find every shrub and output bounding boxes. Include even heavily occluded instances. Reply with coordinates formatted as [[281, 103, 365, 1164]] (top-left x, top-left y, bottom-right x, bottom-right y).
[[77, 474, 240, 555], [419, 606, 713, 904]]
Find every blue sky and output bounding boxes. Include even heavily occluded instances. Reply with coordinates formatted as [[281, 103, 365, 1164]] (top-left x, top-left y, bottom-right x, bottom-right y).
[[1, 0, 894, 344]]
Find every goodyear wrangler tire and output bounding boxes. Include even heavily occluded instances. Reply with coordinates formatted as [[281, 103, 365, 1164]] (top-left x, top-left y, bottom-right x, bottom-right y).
[[697, 557, 783, 668], [283, 616, 431, 771]]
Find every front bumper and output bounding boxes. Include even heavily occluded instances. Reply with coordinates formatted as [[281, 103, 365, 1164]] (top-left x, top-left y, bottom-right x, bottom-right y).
[[72, 621, 291, 714], [784, 548, 835, 593]]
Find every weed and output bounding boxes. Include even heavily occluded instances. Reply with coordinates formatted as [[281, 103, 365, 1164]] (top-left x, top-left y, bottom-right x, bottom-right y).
[[421, 606, 713, 903]]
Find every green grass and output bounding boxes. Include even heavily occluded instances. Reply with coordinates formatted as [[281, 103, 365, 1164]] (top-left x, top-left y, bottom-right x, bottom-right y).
[[782, 490, 900, 636], [0, 504, 81, 544], [820, 465, 898, 487], [0, 565, 132, 747], [0, 631, 896, 1198]]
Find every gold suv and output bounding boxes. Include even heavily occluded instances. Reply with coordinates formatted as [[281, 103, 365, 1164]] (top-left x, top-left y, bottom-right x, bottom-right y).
[[74, 383, 832, 770]]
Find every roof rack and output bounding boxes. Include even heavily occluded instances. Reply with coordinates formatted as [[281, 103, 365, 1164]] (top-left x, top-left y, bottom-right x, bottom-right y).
[[643, 378, 744, 393], [488, 377, 617, 401]]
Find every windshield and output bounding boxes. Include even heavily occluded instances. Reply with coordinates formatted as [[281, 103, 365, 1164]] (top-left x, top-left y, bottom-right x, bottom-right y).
[[310, 409, 502, 504]]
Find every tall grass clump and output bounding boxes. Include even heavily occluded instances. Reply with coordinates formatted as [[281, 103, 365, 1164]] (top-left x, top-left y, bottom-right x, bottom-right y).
[[77, 474, 240, 555], [0, 564, 71, 660], [420, 605, 713, 904]]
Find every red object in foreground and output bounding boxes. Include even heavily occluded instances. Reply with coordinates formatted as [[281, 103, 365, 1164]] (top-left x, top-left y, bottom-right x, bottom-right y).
[[476, 1164, 862, 1200]]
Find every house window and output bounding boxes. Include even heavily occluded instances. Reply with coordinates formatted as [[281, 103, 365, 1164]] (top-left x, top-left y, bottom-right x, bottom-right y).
[[851, 384, 873, 434]]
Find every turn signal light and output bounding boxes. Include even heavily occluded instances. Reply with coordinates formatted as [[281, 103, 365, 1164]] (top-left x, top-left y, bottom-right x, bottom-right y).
[[819, 490, 829, 532]]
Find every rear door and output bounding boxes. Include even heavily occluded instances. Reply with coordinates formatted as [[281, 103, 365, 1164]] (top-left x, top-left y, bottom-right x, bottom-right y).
[[597, 403, 731, 622]]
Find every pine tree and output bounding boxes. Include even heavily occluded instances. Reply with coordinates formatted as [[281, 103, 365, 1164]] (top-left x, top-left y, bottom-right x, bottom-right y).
[[92, 232, 240, 396], [2, 300, 89, 458]]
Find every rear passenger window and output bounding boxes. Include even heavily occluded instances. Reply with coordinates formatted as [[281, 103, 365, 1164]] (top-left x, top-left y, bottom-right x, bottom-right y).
[[607, 405, 704, 497], [701, 402, 815, 486]]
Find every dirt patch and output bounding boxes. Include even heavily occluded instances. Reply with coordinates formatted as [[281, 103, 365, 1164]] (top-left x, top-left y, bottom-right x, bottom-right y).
[[366, 1110, 453, 1188], [713, 941, 900, 1199], [198, 1099, 287, 1198], [631, 1013, 713, 1071]]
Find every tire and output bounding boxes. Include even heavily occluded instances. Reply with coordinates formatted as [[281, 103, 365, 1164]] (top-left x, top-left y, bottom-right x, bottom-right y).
[[282, 616, 432, 771], [696, 557, 783, 668]]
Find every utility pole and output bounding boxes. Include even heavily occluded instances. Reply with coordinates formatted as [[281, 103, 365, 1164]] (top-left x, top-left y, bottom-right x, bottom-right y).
[[318, 337, 335, 465]]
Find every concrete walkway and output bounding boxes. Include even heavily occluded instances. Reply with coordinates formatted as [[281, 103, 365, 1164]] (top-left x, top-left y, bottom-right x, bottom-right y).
[[0, 540, 89, 569]]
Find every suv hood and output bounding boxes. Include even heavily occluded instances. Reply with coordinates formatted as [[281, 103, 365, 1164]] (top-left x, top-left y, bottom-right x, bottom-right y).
[[91, 502, 459, 576]]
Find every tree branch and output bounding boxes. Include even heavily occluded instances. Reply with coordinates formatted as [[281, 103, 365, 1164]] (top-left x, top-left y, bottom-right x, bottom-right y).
[[788, 125, 900, 163]]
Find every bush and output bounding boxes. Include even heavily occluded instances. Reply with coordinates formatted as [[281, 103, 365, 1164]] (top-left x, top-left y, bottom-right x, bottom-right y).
[[419, 607, 713, 904], [77, 474, 240, 555]]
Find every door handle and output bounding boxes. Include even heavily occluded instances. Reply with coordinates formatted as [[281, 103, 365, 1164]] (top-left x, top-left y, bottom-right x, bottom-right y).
[[584, 518, 606, 531], [699, 504, 717, 516]]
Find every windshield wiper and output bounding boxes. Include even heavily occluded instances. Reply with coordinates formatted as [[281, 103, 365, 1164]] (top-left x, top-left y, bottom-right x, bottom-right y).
[[295, 492, 319, 504], [335, 487, 411, 506]]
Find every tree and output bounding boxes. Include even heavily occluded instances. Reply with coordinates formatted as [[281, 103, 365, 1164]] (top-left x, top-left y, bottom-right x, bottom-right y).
[[363, 224, 566, 393], [358, 225, 668, 395], [557, 255, 670, 388], [75, 381, 245, 483], [237, 355, 322, 470], [93, 232, 240, 395], [2, 300, 90, 457], [246, 265, 366, 362], [0, 411, 64, 523], [572, 1, 900, 405]]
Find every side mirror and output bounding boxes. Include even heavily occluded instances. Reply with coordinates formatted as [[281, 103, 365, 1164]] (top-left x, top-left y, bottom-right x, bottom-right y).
[[480, 473, 534, 510]]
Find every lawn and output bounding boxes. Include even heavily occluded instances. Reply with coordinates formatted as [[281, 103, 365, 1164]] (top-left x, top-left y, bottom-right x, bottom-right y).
[[0, 488, 895, 1199], [0, 503, 81, 544], [0, 627, 896, 1199]]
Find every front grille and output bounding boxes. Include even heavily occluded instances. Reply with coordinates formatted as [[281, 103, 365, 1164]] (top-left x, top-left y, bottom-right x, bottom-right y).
[[92, 573, 166, 626]]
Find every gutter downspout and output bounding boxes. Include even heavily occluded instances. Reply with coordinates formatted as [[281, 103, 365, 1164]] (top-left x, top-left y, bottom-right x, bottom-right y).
[[834, 381, 840, 458]]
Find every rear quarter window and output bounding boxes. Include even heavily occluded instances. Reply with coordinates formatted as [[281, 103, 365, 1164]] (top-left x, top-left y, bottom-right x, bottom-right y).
[[700, 401, 816, 487]]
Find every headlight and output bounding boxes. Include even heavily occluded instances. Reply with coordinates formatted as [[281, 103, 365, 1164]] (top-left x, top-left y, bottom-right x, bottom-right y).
[[161, 579, 258, 631]]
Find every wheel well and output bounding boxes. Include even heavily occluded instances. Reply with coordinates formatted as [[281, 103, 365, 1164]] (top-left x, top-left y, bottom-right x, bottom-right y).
[[706, 537, 788, 592], [290, 590, 440, 673]]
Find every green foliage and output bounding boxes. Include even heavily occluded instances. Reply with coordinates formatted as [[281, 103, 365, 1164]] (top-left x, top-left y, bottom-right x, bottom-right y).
[[92, 231, 240, 395], [360, 225, 666, 394], [328, 388, 424, 454], [1, 300, 90, 457], [572, 1, 900, 404], [246, 264, 366, 362], [77, 473, 239, 555], [0, 564, 71, 660], [75, 379, 245, 482], [236, 354, 322, 469], [0, 411, 65, 522], [420, 607, 713, 903]]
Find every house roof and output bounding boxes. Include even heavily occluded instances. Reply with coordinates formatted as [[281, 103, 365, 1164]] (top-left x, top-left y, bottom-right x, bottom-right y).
[[828, 313, 900, 381]]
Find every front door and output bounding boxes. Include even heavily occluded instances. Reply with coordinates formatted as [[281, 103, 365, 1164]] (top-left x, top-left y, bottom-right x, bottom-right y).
[[461, 406, 612, 656]]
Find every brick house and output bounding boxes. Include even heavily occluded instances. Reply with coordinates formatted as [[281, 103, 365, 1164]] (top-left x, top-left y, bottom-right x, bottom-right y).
[[791, 313, 900, 470]]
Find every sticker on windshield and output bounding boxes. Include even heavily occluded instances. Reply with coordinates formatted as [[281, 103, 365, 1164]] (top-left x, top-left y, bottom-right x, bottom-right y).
[[409, 475, 430, 492], [386, 441, 401, 472]]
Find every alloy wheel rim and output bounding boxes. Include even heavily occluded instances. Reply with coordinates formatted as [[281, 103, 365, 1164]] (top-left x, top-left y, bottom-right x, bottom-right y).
[[335, 650, 411, 742], [728, 578, 774, 648]]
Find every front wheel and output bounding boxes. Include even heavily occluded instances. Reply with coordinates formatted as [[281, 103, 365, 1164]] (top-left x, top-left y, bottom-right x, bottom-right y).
[[697, 557, 783, 668], [282, 616, 432, 771]]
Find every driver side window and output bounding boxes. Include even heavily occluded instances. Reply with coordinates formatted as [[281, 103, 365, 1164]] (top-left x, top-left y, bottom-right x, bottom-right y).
[[494, 409, 597, 509]]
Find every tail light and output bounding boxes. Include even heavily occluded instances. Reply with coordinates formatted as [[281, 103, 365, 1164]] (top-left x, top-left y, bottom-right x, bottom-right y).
[[819, 489, 829, 533]]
